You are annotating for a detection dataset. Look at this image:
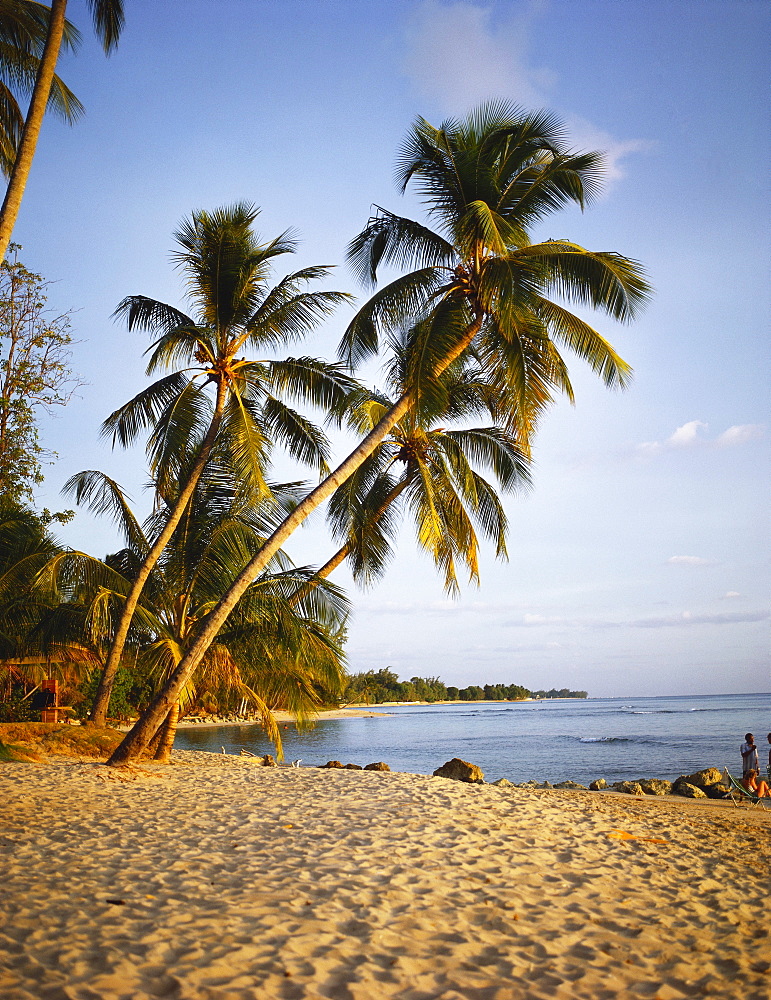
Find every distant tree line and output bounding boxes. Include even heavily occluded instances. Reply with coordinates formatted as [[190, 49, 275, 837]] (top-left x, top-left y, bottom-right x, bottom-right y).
[[343, 669, 587, 705], [531, 687, 588, 700]]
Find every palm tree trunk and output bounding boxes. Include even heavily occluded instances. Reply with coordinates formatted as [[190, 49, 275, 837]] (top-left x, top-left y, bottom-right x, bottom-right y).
[[290, 477, 410, 605], [0, 0, 68, 265], [152, 702, 179, 763], [144, 714, 167, 758], [108, 313, 484, 764], [89, 376, 229, 726]]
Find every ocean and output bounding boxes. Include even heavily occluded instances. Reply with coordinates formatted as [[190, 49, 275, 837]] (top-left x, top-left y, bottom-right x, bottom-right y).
[[173, 692, 771, 786]]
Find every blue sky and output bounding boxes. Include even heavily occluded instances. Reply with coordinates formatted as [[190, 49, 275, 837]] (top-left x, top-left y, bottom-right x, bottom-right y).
[[13, 0, 769, 697]]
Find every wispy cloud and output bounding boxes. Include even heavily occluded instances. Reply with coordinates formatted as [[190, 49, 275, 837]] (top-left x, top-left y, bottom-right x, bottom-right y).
[[402, 0, 647, 188], [506, 609, 768, 630], [666, 555, 715, 568], [625, 610, 769, 629], [637, 421, 764, 456], [356, 597, 767, 632]]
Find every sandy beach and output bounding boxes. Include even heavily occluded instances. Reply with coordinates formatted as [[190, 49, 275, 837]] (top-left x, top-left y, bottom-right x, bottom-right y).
[[1, 753, 769, 1000]]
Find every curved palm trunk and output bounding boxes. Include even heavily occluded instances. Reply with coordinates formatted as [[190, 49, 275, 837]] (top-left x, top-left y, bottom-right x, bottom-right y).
[[0, 0, 67, 264], [153, 702, 179, 763], [89, 377, 229, 725], [290, 477, 410, 606], [144, 714, 167, 758], [108, 313, 483, 764]]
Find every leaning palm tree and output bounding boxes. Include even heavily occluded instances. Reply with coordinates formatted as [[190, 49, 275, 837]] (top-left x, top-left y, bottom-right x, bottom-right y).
[[109, 103, 650, 764], [87, 203, 353, 726], [0, 0, 83, 177], [0, 0, 124, 262]]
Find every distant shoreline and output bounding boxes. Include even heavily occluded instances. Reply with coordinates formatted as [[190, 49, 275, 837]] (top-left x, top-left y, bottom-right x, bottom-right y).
[[173, 697, 586, 729]]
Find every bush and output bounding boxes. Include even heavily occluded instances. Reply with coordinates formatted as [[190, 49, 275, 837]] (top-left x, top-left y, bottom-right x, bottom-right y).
[[75, 666, 151, 721], [0, 686, 35, 723]]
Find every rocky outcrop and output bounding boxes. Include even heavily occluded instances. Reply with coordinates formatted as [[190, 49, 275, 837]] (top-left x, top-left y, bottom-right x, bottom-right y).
[[432, 758, 485, 783], [492, 778, 513, 787], [672, 779, 707, 799], [364, 762, 390, 771], [681, 767, 723, 788], [613, 781, 644, 796], [503, 772, 725, 797], [320, 760, 344, 768], [344, 763, 363, 770], [637, 778, 672, 796]]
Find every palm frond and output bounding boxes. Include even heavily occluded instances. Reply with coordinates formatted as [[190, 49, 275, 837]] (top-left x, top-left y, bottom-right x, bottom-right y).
[[347, 207, 455, 287], [61, 471, 148, 555], [338, 267, 447, 368], [260, 395, 331, 474]]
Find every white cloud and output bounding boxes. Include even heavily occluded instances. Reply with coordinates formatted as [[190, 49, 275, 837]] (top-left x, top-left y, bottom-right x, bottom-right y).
[[403, 1, 549, 112], [402, 1, 646, 190], [637, 421, 764, 456], [723, 591, 741, 599], [716, 424, 765, 448], [667, 555, 715, 567], [669, 420, 708, 447], [563, 114, 653, 185]]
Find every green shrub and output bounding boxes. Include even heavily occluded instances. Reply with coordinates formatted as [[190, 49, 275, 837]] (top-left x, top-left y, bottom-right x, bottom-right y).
[[0, 686, 35, 723]]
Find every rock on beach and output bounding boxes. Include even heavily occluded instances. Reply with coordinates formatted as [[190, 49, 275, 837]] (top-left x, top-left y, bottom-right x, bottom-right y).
[[432, 757, 485, 783]]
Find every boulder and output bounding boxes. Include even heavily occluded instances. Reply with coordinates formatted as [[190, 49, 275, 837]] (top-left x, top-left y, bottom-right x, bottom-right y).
[[554, 780, 587, 790], [681, 767, 723, 789], [672, 779, 707, 799], [344, 763, 363, 770], [589, 779, 607, 791], [432, 758, 485, 783], [540, 781, 553, 789], [705, 781, 730, 799], [638, 778, 672, 796], [261, 754, 277, 767], [364, 762, 390, 771], [492, 778, 513, 787], [320, 760, 344, 769], [613, 781, 644, 796]]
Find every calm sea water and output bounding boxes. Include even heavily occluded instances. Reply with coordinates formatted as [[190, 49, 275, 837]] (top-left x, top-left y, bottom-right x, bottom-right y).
[[173, 692, 771, 786]]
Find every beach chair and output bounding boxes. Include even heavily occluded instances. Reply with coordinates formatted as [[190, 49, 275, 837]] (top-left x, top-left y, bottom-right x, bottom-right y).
[[722, 768, 771, 809]]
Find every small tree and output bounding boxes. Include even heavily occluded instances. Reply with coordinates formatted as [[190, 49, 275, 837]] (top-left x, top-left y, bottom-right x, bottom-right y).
[[0, 246, 82, 502]]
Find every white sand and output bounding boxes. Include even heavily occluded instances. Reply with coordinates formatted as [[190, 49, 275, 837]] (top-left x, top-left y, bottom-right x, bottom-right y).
[[1, 753, 769, 1000]]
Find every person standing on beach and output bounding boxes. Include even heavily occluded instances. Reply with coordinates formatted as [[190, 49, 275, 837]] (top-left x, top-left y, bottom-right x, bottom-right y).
[[767, 733, 771, 778], [741, 733, 758, 776]]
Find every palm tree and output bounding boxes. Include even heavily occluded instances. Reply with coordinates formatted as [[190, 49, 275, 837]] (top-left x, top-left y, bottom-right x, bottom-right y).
[[54, 461, 348, 757], [305, 340, 531, 596], [109, 103, 650, 764], [0, 0, 83, 177], [88, 203, 353, 727], [0, 0, 124, 263]]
